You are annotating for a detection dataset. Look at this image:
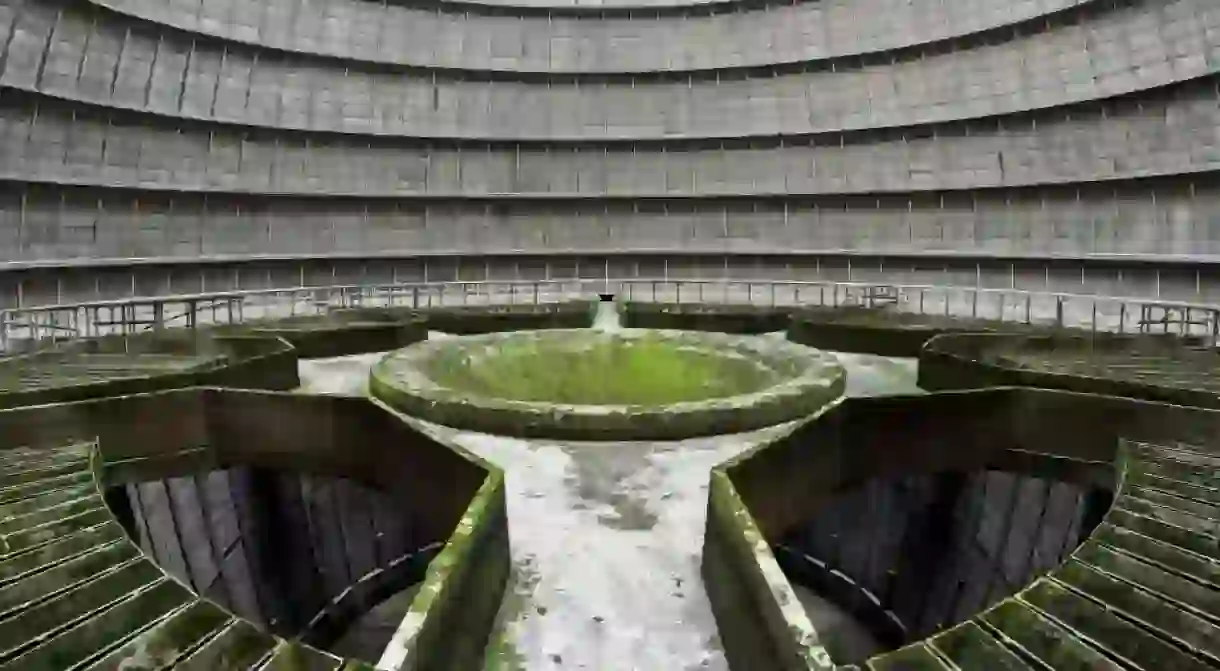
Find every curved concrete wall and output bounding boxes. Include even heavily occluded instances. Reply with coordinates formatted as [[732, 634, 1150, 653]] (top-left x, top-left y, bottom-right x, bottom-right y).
[[5, 80, 1220, 197], [0, 0, 1217, 302], [92, 0, 1095, 73], [2, 0, 1212, 140]]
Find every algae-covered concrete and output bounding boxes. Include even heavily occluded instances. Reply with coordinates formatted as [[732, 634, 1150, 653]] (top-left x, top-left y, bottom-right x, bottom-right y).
[[296, 326, 920, 670], [0, 388, 507, 671], [369, 328, 845, 440]]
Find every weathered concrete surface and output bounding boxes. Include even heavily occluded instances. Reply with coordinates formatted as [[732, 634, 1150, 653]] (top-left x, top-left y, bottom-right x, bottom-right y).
[[295, 333, 918, 669]]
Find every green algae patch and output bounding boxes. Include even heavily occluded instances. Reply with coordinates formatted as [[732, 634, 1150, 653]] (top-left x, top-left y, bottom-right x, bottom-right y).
[[371, 328, 845, 440], [422, 330, 780, 405]]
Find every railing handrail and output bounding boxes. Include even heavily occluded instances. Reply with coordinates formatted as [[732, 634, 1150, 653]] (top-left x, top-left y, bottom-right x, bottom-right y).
[[2, 277, 1218, 316]]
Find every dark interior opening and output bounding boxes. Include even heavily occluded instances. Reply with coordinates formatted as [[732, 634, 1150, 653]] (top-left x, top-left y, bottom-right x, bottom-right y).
[[108, 466, 440, 663], [774, 469, 1112, 665]]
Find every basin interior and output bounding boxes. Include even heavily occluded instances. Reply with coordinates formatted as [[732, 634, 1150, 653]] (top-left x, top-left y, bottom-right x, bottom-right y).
[[418, 329, 791, 406]]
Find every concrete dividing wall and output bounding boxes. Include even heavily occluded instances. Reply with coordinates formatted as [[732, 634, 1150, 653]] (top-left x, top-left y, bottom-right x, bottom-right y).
[[0, 388, 510, 669], [707, 386, 1220, 667]]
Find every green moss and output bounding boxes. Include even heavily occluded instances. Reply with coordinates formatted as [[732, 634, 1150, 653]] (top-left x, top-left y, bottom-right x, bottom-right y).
[[420, 332, 779, 406]]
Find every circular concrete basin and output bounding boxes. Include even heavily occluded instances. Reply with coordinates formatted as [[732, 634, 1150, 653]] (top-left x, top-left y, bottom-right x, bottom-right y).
[[370, 328, 845, 440]]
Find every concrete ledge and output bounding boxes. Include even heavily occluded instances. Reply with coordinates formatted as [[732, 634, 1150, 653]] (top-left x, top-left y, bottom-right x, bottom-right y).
[[0, 330, 299, 409], [409, 301, 597, 334], [215, 311, 429, 359], [919, 332, 1220, 408], [620, 302, 794, 334], [370, 328, 845, 440], [786, 308, 1016, 357]]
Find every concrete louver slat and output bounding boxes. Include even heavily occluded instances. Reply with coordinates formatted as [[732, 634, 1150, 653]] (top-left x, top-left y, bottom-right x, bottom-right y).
[[169, 619, 277, 670], [926, 621, 1034, 670], [0, 560, 164, 661], [80, 600, 233, 670], [0, 523, 127, 586], [1126, 471, 1220, 508], [0, 482, 100, 519], [1020, 575, 1213, 671], [1117, 494, 1220, 541], [0, 472, 95, 506], [866, 642, 952, 670], [0, 495, 107, 535], [0, 578, 192, 671], [1092, 524, 1220, 591], [254, 641, 350, 670], [0, 540, 138, 618], [0, 507, 113, 556], [0, 443, 94, 467], [1108, 506, 1220, 561], [1071, 543, 1220, 663], [1127, 457, 1220, 497], [0, 460, 93, 489], [1127, 486, 1220, 523], [980, 598, 1126, 670]]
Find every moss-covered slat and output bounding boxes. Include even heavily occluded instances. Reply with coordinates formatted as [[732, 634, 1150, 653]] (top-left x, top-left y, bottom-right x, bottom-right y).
[[1131, 443, 1220, 469], [1076, 541, 1220, 628], [0, 494, 104, 536], [1127, 472, 1220, 507], [81, 601, 233, 671], [0, 460, 91, 489], [0, 482, 99, 519], [1127, 456, 1220, 493], [866, 643, 952, 670], [0, 540, 137, 618], [0, 560, 161, 660], [927, 621, 1033, 670], [0, 578, 192, 671], [1093, 523, 1220, 590], [171, 619, 277, 670], [1127, 487, 1220, 523], [1108, 508, 1220, 561], [0, 443, 92, 467], [0, 523, 125, 586], [0, 471, 94, 505], [1117, 495, 1220, 539], [981, 598, 1124, 670], [255, 642, 345, 671], [1052, 560, 1220, 665], [0, 506, 111, 556]]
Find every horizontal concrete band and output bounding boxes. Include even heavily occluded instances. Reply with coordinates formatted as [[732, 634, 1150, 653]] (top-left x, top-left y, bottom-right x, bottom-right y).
[[4, 77, 1219, 198], [2, 180, 1219, 266], [1, 0, 1210, 140], [93, 0, 1092, 74]]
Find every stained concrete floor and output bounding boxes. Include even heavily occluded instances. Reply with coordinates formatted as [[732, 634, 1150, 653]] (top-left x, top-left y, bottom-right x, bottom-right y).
[[298, 327, 922, 670]]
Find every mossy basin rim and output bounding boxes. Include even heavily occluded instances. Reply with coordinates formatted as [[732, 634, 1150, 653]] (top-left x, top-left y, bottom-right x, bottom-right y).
[[373, 328, 838, 410]]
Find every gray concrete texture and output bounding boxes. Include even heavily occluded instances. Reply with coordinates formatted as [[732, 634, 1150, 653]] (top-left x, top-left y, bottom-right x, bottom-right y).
[[96, 0, 1091, 73], [1, 0, 1215, 140], [3, 185, 1220, 264], [5, 80, 1220, 197]]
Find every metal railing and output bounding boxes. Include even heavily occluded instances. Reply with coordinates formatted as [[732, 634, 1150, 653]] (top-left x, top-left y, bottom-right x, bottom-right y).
[[3, 278, 1218, 351]]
